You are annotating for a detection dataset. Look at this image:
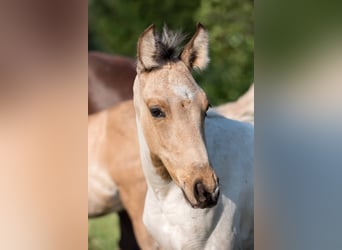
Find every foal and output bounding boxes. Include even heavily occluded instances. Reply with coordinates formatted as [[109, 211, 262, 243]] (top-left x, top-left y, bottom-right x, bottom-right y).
[[133, 24, 254, 249]]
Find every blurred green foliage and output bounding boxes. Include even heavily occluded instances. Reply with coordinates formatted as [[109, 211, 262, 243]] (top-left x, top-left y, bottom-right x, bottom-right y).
[[89, 0, 253, 104]]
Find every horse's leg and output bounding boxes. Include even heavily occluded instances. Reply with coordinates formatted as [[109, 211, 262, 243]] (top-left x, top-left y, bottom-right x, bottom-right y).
[[119, 181, 158, 250], [118, 210, 140, 250]]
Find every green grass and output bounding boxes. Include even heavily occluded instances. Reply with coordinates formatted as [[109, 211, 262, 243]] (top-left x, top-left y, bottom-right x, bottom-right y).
[[88, 213, 120, 250]]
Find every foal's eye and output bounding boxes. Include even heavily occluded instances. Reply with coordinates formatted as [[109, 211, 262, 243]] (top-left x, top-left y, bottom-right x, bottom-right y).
[[149, 107, 165, 118]]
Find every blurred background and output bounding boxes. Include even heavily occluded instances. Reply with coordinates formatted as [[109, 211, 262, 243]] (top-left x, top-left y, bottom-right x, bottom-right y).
[[88, 0, 254, 105], [88, 0, 253, 249]]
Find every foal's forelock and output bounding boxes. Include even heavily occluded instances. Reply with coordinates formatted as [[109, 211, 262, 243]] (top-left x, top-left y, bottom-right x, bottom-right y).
[[136, 23, 209, 73], [156, 26, 185, 62]]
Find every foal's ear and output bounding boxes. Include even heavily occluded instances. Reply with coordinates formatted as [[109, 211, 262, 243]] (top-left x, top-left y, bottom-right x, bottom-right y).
[[137, 24, 159, 73], [180, 23, 210, 71]]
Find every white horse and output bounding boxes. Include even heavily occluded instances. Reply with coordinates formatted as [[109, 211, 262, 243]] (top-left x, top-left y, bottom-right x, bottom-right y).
[[133, 24, 254, 250]]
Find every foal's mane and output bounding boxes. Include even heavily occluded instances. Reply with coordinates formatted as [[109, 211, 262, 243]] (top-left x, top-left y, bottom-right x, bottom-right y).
[[153, 25, 186, 64]]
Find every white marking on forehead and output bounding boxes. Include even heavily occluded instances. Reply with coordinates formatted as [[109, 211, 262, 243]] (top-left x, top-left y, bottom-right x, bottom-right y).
[[171, 85, 195, 100]]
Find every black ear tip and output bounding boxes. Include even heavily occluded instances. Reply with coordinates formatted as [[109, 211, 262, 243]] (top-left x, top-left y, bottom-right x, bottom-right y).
[[197, 23, 206, 30], [144, 24, 156, 33]]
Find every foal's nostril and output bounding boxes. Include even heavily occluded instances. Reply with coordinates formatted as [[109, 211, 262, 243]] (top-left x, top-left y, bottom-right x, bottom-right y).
[[194, 181, 218, 203], [193, 180, 220, 208], [194, 181, 212, 203]]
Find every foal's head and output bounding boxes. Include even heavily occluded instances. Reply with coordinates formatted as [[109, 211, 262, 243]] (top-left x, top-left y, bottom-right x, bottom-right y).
[[133, 24, 219, 209]]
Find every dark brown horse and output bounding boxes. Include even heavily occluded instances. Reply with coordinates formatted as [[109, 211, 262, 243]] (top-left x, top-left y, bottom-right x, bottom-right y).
[[88, 51, 136, 114], [88, 51, 139, 250]]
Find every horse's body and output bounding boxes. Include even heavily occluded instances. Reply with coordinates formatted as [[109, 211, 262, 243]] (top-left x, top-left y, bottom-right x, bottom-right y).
[[133, 24, 254, 249], [215, 83, 254, 124], [88, 100, 158, 249], [88, 51, 141, 249]]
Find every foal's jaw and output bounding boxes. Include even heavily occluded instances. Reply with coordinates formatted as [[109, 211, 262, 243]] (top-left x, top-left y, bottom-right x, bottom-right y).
[[143, 109, 220, 209], [150, 152, 220, 209]]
